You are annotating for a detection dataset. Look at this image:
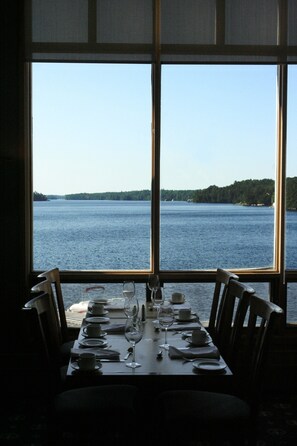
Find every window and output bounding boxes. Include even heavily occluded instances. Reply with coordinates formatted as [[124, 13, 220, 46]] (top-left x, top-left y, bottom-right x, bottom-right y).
[[26, 0, 297, 323], [33, 63, 152, 271], [161, 65, 276, 270]]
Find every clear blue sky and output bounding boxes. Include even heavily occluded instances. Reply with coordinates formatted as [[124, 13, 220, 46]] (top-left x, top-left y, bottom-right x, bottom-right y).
[[32, 63, 297, 195]]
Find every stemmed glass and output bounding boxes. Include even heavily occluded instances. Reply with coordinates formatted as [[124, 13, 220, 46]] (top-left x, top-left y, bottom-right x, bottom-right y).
[[124, 316, 144, 368], [147, 274, 160, 305], [123, 281, 139, 318], [151, 285, 165, 313], [158, 301, 175, 350]]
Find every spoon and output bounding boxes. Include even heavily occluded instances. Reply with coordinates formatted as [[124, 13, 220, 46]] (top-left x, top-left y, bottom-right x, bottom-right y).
[[124, 347, 133, 360]]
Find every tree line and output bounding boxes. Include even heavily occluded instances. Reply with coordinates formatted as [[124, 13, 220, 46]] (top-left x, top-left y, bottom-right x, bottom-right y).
[[34, 177, 297, 210]]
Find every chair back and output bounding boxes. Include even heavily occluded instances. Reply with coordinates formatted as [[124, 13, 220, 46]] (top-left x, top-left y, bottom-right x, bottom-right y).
[[23, 292, 64, 393], [241, 295, 283, 404], [208, 268, 239, 340], [38, 268, 68, 342], [215, 279, 254, 365], [28, 282, 62, 355]]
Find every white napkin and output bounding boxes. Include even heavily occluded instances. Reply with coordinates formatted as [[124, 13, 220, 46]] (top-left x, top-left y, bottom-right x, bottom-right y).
[[104, 323, 126, 333], [154, 322, 201, 331], [71, 347, 120, 360], [168, 345, 220, 360]]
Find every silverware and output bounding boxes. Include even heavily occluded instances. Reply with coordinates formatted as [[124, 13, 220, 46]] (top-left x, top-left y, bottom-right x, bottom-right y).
[[100, 359, 125, 362], [124, 347, 133, 360], [124, 351, 132, 360]]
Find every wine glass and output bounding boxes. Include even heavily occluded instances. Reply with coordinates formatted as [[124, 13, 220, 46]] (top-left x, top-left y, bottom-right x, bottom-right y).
[[158, 301, 175, 350], [124, 317, 144, 368], [151, 285, 165, 312], [123, 281, 135, 299], [123, 281, 139, 318], [147, 274, 160, 304]]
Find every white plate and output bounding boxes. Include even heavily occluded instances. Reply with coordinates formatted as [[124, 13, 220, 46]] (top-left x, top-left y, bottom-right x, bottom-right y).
[[85, 316, 110, 324], [193, 360, 226, 373], [71, 360, 102, 372], [185, 335, 211, 346], [175, 315, 197, 322], [82, 329, 107, 338], [78, 338, 108, 348], [87, 310, 109, 316]]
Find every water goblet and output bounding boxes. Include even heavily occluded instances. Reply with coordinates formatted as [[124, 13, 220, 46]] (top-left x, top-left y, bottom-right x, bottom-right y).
[[124, 317, 143, 368], [123, 281, 135, 299], [151, 285, 165, 312], [123, 282, 139, 318], [158, 301, 175, 350], [147, 274, 160, 304]]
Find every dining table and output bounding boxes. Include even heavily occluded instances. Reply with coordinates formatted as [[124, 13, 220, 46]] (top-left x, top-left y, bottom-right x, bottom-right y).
[[65, 301, 233, 398]]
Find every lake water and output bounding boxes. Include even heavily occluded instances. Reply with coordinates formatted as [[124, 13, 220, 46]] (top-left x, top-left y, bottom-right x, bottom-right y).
[[33, 200, 297, 321]]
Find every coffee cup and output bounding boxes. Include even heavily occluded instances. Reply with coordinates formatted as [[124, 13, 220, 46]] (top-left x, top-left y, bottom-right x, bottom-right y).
[[191, 329, 208, 345], [78, 352, 96, 371], [178, 308, 191, 320], [171, 292, 185, 304], [83, 323, 102, 337], [89, 302, 105, 315]]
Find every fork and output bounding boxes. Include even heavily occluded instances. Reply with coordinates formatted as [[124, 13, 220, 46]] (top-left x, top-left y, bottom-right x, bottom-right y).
[[181, 356, 200, 363]]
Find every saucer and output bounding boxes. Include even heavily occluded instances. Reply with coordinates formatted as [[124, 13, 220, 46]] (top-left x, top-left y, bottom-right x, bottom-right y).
[[87, 310, 108, 316], [185, 335, 211, 346], [89, 298, 108, 304], [170, 298, 185, 305], [85, 316, 110, 324], [82, 329, 107, 338], [175, 315, 197, 322], [193, 360, 226, 373], [78, 338, 108, 348], [71, 359, 102, 372]]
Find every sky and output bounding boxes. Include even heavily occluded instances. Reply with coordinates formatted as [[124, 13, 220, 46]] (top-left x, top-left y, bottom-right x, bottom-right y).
[[32, 63, 297, 196]]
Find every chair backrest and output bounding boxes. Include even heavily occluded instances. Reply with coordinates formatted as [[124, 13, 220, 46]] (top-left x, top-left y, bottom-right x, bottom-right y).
[[23, 292, 63, 393], [38, 268, 68, 342], [241, 294, 283, 404], [29, 280, 62, 350], [215, 279, 255, 365], [208, 268, 239, 341]]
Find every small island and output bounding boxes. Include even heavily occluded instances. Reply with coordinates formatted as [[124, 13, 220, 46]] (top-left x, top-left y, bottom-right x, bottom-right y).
[[33, 191, 48, 201]]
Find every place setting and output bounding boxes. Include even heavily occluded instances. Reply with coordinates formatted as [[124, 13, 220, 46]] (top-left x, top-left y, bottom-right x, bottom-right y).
[[167, 327, 226, 373], [70, 352, 102, 374], [81, 323, 107, 338], [87, 301, 109, 316], [175, 307, 197, 322], [184, 328, 212, 347]]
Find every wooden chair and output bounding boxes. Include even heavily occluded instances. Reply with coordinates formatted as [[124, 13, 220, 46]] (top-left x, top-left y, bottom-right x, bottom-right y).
[[38, 267, 69, 343], [23, 291, 67, 392], [215, 279, 255, 366], [207, 268, 239, 342], [50, 384, 140, 445], [156, 295, 284, 446], [30, 279, 74, 366]]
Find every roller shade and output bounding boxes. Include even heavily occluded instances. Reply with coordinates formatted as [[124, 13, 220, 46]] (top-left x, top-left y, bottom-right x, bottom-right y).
[[25, 0, 297, 63]]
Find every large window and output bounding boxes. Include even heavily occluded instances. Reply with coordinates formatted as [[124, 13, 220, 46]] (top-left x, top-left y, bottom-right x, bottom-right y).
[[33, 63, 278, 273], [33, 64, 152, 271], [160, 65, 276, 270], [26, 0, 297, 324]]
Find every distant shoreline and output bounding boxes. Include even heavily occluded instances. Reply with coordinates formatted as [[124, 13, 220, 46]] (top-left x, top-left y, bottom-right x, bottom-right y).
[[35, 177, 297, 210]]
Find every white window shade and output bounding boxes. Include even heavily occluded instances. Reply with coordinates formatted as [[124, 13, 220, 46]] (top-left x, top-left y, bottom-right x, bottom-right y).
[[25, 0, 297, 63]]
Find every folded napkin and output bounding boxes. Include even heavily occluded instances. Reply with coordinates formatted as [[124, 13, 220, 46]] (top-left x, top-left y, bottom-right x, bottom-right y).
[[105, 298, 125, 310], [153, 322, 201, 331], [104, 323, 126, 333], [71, 347, 120, 360], [168, 345, 220, 360]]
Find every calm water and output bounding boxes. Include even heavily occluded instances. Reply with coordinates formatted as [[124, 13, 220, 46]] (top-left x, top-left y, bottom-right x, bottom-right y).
[[33, 200, 297, 320]]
